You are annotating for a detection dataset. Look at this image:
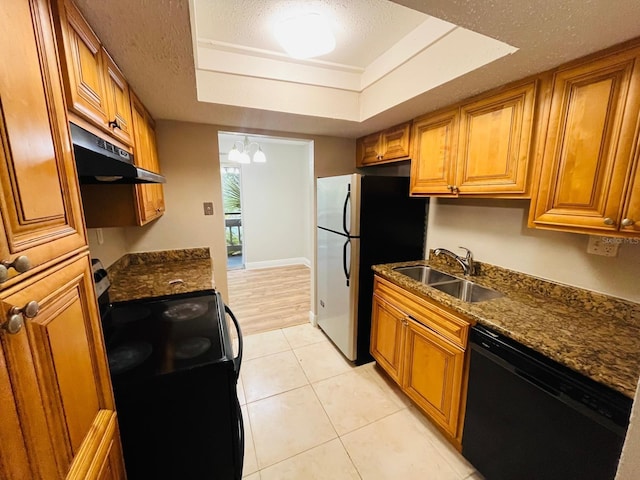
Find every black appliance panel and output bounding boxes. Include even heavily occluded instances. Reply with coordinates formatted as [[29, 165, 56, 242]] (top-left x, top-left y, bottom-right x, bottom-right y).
[[462, 325, 631, 480]]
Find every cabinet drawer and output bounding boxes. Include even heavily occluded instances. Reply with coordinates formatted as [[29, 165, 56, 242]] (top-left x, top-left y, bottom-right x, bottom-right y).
[[373, 276, 470, 349]]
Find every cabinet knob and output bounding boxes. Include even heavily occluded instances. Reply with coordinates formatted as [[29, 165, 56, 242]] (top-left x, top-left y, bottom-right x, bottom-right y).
[[447, 185, 453, 192], [452, 186, 459, 194], [621, 218, 635, 227], [108, 119, 121, 130], [2, 300, 39, 335], [0, 255, 31, 284], [603, 217, 616, 226]]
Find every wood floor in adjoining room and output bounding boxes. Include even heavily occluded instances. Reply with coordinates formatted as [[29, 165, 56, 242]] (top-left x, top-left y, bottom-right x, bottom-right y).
[[227, 264, 311, 336]]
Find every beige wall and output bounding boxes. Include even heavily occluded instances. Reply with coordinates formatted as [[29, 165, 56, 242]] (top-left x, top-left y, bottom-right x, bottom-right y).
[[87, 227, 128, 267], [426, 198, 640, 302], [85, 120, 355, 304]]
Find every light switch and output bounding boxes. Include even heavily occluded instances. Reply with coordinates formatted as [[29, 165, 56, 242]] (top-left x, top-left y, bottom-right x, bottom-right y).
[[203, 202, 214, 216]]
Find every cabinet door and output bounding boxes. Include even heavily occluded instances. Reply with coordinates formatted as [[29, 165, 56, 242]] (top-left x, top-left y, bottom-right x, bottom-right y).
[[0, 0, 87, 290], [56, 0, 109, 127], [410, 108, 459, 195], [357, 133, 382, 166], [532, 50, 640, 233], [370, 293, 406, 384], [457, 82, 536, 195], [0, 254, 124, 479], [380, 122, 411, 161], [104, 50, 133, 146], [620, 154, 640, 233], [403, 319, 464, 438]]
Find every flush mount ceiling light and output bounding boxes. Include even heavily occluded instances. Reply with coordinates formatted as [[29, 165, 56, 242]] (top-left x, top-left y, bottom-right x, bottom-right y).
[[228, 136, 267, 164], [274, 12, 336, 59]]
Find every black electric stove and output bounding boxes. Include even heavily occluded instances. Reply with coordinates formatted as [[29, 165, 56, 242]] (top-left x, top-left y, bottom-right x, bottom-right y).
[[92, 260, 244, 480]]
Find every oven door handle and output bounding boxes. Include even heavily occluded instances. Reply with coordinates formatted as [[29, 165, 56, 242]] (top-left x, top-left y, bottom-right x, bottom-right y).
[[225, 304, 243, 379]]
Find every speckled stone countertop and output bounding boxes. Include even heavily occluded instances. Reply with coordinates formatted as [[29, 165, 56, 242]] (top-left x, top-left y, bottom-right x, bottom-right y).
[[373, 254, 640, 398], [107, 248, 215, 303]]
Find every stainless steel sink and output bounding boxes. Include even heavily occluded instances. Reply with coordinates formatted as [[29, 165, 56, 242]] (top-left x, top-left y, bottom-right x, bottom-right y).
[[393, 266, 457, 285], [431, 279, 504, 303]]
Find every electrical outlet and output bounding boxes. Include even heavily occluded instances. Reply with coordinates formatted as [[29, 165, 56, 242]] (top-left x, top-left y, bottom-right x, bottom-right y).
[[96, 228, 104, 245], [203, 202, 214, 216], [587, 236, 619, 257]]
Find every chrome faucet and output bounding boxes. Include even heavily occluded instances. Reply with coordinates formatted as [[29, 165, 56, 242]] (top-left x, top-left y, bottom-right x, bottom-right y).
[[433, 246, 476, 276]]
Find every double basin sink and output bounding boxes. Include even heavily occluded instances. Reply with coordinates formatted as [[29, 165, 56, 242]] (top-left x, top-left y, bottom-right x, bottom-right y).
[[393, 266, 504, 303]]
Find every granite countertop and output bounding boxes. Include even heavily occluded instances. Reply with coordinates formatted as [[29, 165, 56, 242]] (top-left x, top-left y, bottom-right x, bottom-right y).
[[373, 256, 640, 399], [107, 248, 215, 303]]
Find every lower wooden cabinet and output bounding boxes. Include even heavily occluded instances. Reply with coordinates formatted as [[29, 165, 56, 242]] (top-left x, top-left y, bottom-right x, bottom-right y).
[[0, 253, 125, 479], [370, 275, 470, 445]]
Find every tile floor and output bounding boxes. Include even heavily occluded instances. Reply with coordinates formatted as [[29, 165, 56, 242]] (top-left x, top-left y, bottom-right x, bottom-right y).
[[238, 323, 483, 479]]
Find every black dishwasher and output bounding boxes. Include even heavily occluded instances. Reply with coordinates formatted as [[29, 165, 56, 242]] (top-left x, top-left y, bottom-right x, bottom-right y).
[[462, 324, 632, 480]]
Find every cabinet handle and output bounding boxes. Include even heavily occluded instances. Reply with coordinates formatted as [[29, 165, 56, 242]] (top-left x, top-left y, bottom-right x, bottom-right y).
[[0, 255, 31, 284], [452, 186, 459, 194], [2, 300, 39, 335], [621, 218, 635, 227], [603, 217, 616, 226], [446, 185, 453, 192]]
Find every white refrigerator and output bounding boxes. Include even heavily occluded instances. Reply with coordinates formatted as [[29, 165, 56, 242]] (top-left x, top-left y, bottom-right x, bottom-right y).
[[316, 174, 427, 363]]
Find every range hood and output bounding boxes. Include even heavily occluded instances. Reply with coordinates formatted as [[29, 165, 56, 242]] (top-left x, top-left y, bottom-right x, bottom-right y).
[[70, 123, 165, 184]]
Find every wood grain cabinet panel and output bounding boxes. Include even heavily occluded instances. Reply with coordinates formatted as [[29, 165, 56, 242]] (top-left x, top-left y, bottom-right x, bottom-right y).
[[370, 293, 406, 384], [457, 82, 536, 194], [410, 108, 459, 195], [0, 254, 123, 479], [55, 0, 134, 146], [620, 152, 640, 233], [356, 122, 411, 166], [531, 48, 640, 235], [370, 276, 470, 444], [410, 81, 537, 197], [0, 0, 87, 290], [403, 319, 465, 436]]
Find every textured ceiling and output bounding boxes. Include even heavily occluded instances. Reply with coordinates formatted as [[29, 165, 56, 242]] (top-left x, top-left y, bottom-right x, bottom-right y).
[[194, 0, 427, 67], [73, 0, 640, 138]]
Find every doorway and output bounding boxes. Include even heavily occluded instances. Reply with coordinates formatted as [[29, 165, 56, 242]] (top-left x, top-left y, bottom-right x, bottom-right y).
[[221, 165, 244, 270]]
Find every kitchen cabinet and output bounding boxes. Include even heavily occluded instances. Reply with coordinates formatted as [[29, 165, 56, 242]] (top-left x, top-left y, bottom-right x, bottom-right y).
[[132, 91, 165, 224], [531, 46, 640, 236], [370, 275, 469, 445], [0, 0, 88, 290], [0, 1, 125, 478], [54, 0, 134, 146], [356, 122, 411, 166], [410, 81, 537, 197]]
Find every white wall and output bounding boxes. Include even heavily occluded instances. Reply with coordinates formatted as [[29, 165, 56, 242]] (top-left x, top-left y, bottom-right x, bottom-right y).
[[218, 138, 313, 268], [426, 198, 640, 302], [86, 227, 128, 267]]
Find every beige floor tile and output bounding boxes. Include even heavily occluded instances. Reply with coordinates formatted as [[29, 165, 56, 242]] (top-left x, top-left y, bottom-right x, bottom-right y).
[[341, 409, 461, 480], [242, 329, 291, 361], [293, 341, 353, 383], [404, 406, 475, 478], [464, 472, 484, 480], [243, 472, 260, 480], [241, 405, 258, 476], [259, 439, 360, 480], [282, 323, 328, 349], [248, 385, 337, 468], [366, 362, 412, 408], [237, 375, 246, 405], [242, 350, 308, 403], [313, 368, 404, 435]]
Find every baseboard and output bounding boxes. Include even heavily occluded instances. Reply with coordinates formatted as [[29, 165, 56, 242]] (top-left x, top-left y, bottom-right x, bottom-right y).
[[244, 257, 311, 270], [309, 311, 317, 327]]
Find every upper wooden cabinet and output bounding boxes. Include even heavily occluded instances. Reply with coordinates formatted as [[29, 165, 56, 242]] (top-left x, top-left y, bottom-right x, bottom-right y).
[[411, 81, 537, 197], [0, 0, 87, 291], [356, 122, 412, 166], [132, 92, 165, 224], [531, 47, 640, 236], [54, 0, 133, 146]]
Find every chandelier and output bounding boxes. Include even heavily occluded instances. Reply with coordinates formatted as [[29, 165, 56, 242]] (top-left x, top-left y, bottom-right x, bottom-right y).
[[227, 136, 267, 164]]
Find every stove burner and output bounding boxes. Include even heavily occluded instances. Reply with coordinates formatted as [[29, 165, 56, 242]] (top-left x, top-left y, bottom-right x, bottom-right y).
[[174, 337, 212, 360], [162, 302, 207, 322], [108, 342, 152, 374]]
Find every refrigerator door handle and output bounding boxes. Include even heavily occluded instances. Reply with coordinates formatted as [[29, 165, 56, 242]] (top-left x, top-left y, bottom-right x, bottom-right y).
[[342, 238, 351, 287], [342, 186, 351, 235]]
